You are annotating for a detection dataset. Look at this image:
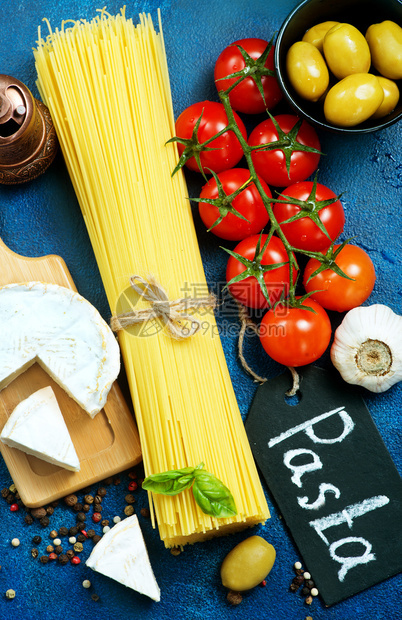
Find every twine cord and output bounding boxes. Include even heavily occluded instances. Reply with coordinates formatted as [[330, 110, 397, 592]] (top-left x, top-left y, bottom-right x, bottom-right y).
[[110, 275, 216, 340]]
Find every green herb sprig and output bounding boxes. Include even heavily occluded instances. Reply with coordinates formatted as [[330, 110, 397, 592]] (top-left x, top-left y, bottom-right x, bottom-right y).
[[142, 462, 237, 519]]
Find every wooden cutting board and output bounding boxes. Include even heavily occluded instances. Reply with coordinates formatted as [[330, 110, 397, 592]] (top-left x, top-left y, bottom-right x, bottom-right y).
[[0, 238, 142, 507]]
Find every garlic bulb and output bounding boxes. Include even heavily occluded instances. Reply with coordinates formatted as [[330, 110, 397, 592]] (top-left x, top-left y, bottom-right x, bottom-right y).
[[331, 304, 402, 393]]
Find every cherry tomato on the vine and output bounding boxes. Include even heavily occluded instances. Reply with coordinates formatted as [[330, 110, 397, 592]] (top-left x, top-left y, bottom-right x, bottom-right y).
[[214, 38, 283, 114], [174, 101, 247, 174], [273, 180, 345, 251], [226, 234, 295, 309], [248, 114, 321, 187], [260, 298, 332, 367], [198, 168, 271, 241], [303, 244, 376, 312]]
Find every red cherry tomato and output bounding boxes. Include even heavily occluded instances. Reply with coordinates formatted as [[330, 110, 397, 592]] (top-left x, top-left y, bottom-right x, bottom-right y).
[[226, 234, 295, 309], [260, 298, 332, 366], [248, 114, 321, 187], [198, 168, 271, 240], [175, 101, 247, 174], [303, 244, 376, 312], [214, 38, 283, 114], [273, 181, 345, 251]]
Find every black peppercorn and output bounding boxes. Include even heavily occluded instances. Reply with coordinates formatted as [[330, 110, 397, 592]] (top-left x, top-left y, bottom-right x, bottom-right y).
[[125, 494, 136, 504], [40, 555, 49, 564], [92, 535, 102, 544], [86, 529, 96, 538], [227, 591, 242, 606], [69, 526, 79, 536], [46, 506, 54, 516], [305, 580, 315, 589], [104, 477, 113, 485], [94, 495, 102, 505], [76, 512, 86, 522], [31, 548, 39, 559], [66, 549, 75, 559], [292, 575, 304, 586], [93, 503, 102, 513], [83, 504, 90, 513], [32, 535, 42, 545], [76, 522, 86, 532], [54, 545, 63, 555], [140, 507, 150, 518], [73, 502, 83, 513], [77, 534, 86, 543], [1, 488, 9, 499], [64, 494, 78, 507], [6, 494, 15, 504], [97, 487, 107, 497], [39, 516, 50, 527], [58, 527, 68, 537], [24, 514, 34, 525], [58, 554, 69, 565], [91, 593, 100, 602], [301, 586, 310, 597]]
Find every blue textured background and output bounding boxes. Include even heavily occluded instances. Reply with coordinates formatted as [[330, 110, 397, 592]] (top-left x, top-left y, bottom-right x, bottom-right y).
[[0, 1, 401, 619]]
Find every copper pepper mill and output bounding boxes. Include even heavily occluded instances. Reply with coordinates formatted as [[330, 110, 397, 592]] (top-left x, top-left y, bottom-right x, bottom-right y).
[[0, 75, 58, 184]]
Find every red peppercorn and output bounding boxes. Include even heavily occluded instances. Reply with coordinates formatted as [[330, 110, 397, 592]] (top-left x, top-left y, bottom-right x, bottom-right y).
[[71, 556, 81, 565], [10, 503, 19, 512], [48, 552, 57, 561], [128, 481, 138, 491], [81, 530, 88, 538], [260, 580, 267, 587], [92, 512, 102, 523]]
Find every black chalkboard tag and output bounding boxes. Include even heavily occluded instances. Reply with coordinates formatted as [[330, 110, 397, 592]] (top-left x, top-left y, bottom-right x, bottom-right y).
[[245, 365, 402, 606]]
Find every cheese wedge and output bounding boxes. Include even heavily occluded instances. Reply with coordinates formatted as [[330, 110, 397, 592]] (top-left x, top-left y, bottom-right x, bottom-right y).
[[86, 514, 160, 601], [0, 282, 120, 417], [0, 386, 80, 471]]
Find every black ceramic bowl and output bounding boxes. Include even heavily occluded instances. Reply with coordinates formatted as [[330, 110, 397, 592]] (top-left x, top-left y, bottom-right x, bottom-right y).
[[274, 0, 402, 134]]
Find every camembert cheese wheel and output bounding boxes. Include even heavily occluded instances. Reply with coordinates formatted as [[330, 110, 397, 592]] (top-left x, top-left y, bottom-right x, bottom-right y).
[[1, 386, 80, 471], [0, 282, 120, 417]]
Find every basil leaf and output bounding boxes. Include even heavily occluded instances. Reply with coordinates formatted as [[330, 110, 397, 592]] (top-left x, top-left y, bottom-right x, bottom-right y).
[[192, 470, 237, 518], [142, 466, 196, 496]]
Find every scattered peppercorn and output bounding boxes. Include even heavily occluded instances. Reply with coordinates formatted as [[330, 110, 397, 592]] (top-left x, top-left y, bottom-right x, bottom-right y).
[[83, 504, 90, 513], [260, 580, 267, 587], [311, 588, 319, 597], [128, 471, 137, 480], [103, 526, 111, 534], [140, 508, 150, 518], [113, 476, 121, 485], [31, 507, 47, 520], [32, 536, 42, 545], [104, 477, 113, 485], [46, 545, 55, 553], [128, 481, 138, 492], [76, 512, 86, 522], [58, 527, 69, 537], [305, 580, 315, 589], [93, 503, 102, 513], [94, 495, 102, 505], [10, 503, 19, 512], [1, 488, 9, 498], [86, 529, 96, 538], [49, 530, 58, 539], [11, 538, 20, 547], [64, 494, 78, 507], [80, 530, 88, 538], [71, 556, 81, 565], [66, 550, 75, 560], [76, 522, 86, 532], [24, 514, 34, 525], [91, 593, 100, 601], [84, 495, 94, 505], [113, 515, 122, 523], [301, 586, 310, 597], [92, 535, 102, 544], [58, 554, 69, 565], [305, 595, 313, 605], [40, 555, 49, 564], [97, 487, 107, 497], [101, 519, 109, 527], [124, 505, 134, 517], [74, 542, 84, 553], [125, 494, 136, 504], [5, 589, 15, 599], [92, 512, 102, 523], [82, 580, 91, 589], [170, 547, 181, 556], [227, 590, 242, 606], [77, 533, 86, 543], [48, 552, 57, 561], [54, 545, 63, 555], [69, 526, 78, 536], [46, 506, 54, 516], [9, 484, 17, 494], [31, 548, 39, 559], [73, 502, 83, 513], [39, 516, 50, 527]]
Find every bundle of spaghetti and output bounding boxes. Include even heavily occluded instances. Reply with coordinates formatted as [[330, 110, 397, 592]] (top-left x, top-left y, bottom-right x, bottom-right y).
[[34, 8, 269, 547]]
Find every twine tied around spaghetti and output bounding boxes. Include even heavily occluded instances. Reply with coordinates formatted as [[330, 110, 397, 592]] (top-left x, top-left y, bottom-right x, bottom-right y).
[[110, 275, 217, 340]]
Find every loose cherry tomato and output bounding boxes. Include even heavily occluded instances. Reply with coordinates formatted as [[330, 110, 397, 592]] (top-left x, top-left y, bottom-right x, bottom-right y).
[[174, 101, 247, 174], [303, 244, 376, 312], [248, 114, 321, 187], [214, 38, 283, 114], [272, 180, 345, 251], [260, 298, 332, 366], [226, 234, 295, 309], [198, 168, 271, 240]]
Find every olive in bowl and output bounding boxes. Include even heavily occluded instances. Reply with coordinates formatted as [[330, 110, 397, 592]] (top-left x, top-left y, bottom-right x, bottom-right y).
[[274, 0, 402, 133]]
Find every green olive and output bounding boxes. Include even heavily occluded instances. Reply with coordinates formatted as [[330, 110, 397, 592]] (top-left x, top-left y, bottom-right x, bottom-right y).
[[286, 41, 329, 101], [324, 73, 384, 127], [372, 76, 400, 118], [323, 23, 371, 80], [302, 21, 340, 52], [366, 20, 402, 80], [220, 536, 276, 591]]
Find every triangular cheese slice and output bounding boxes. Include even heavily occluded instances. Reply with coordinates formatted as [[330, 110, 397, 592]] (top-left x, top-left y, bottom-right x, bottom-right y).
[[0, 386, 80, 472], [86, 514, 160, 601]]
